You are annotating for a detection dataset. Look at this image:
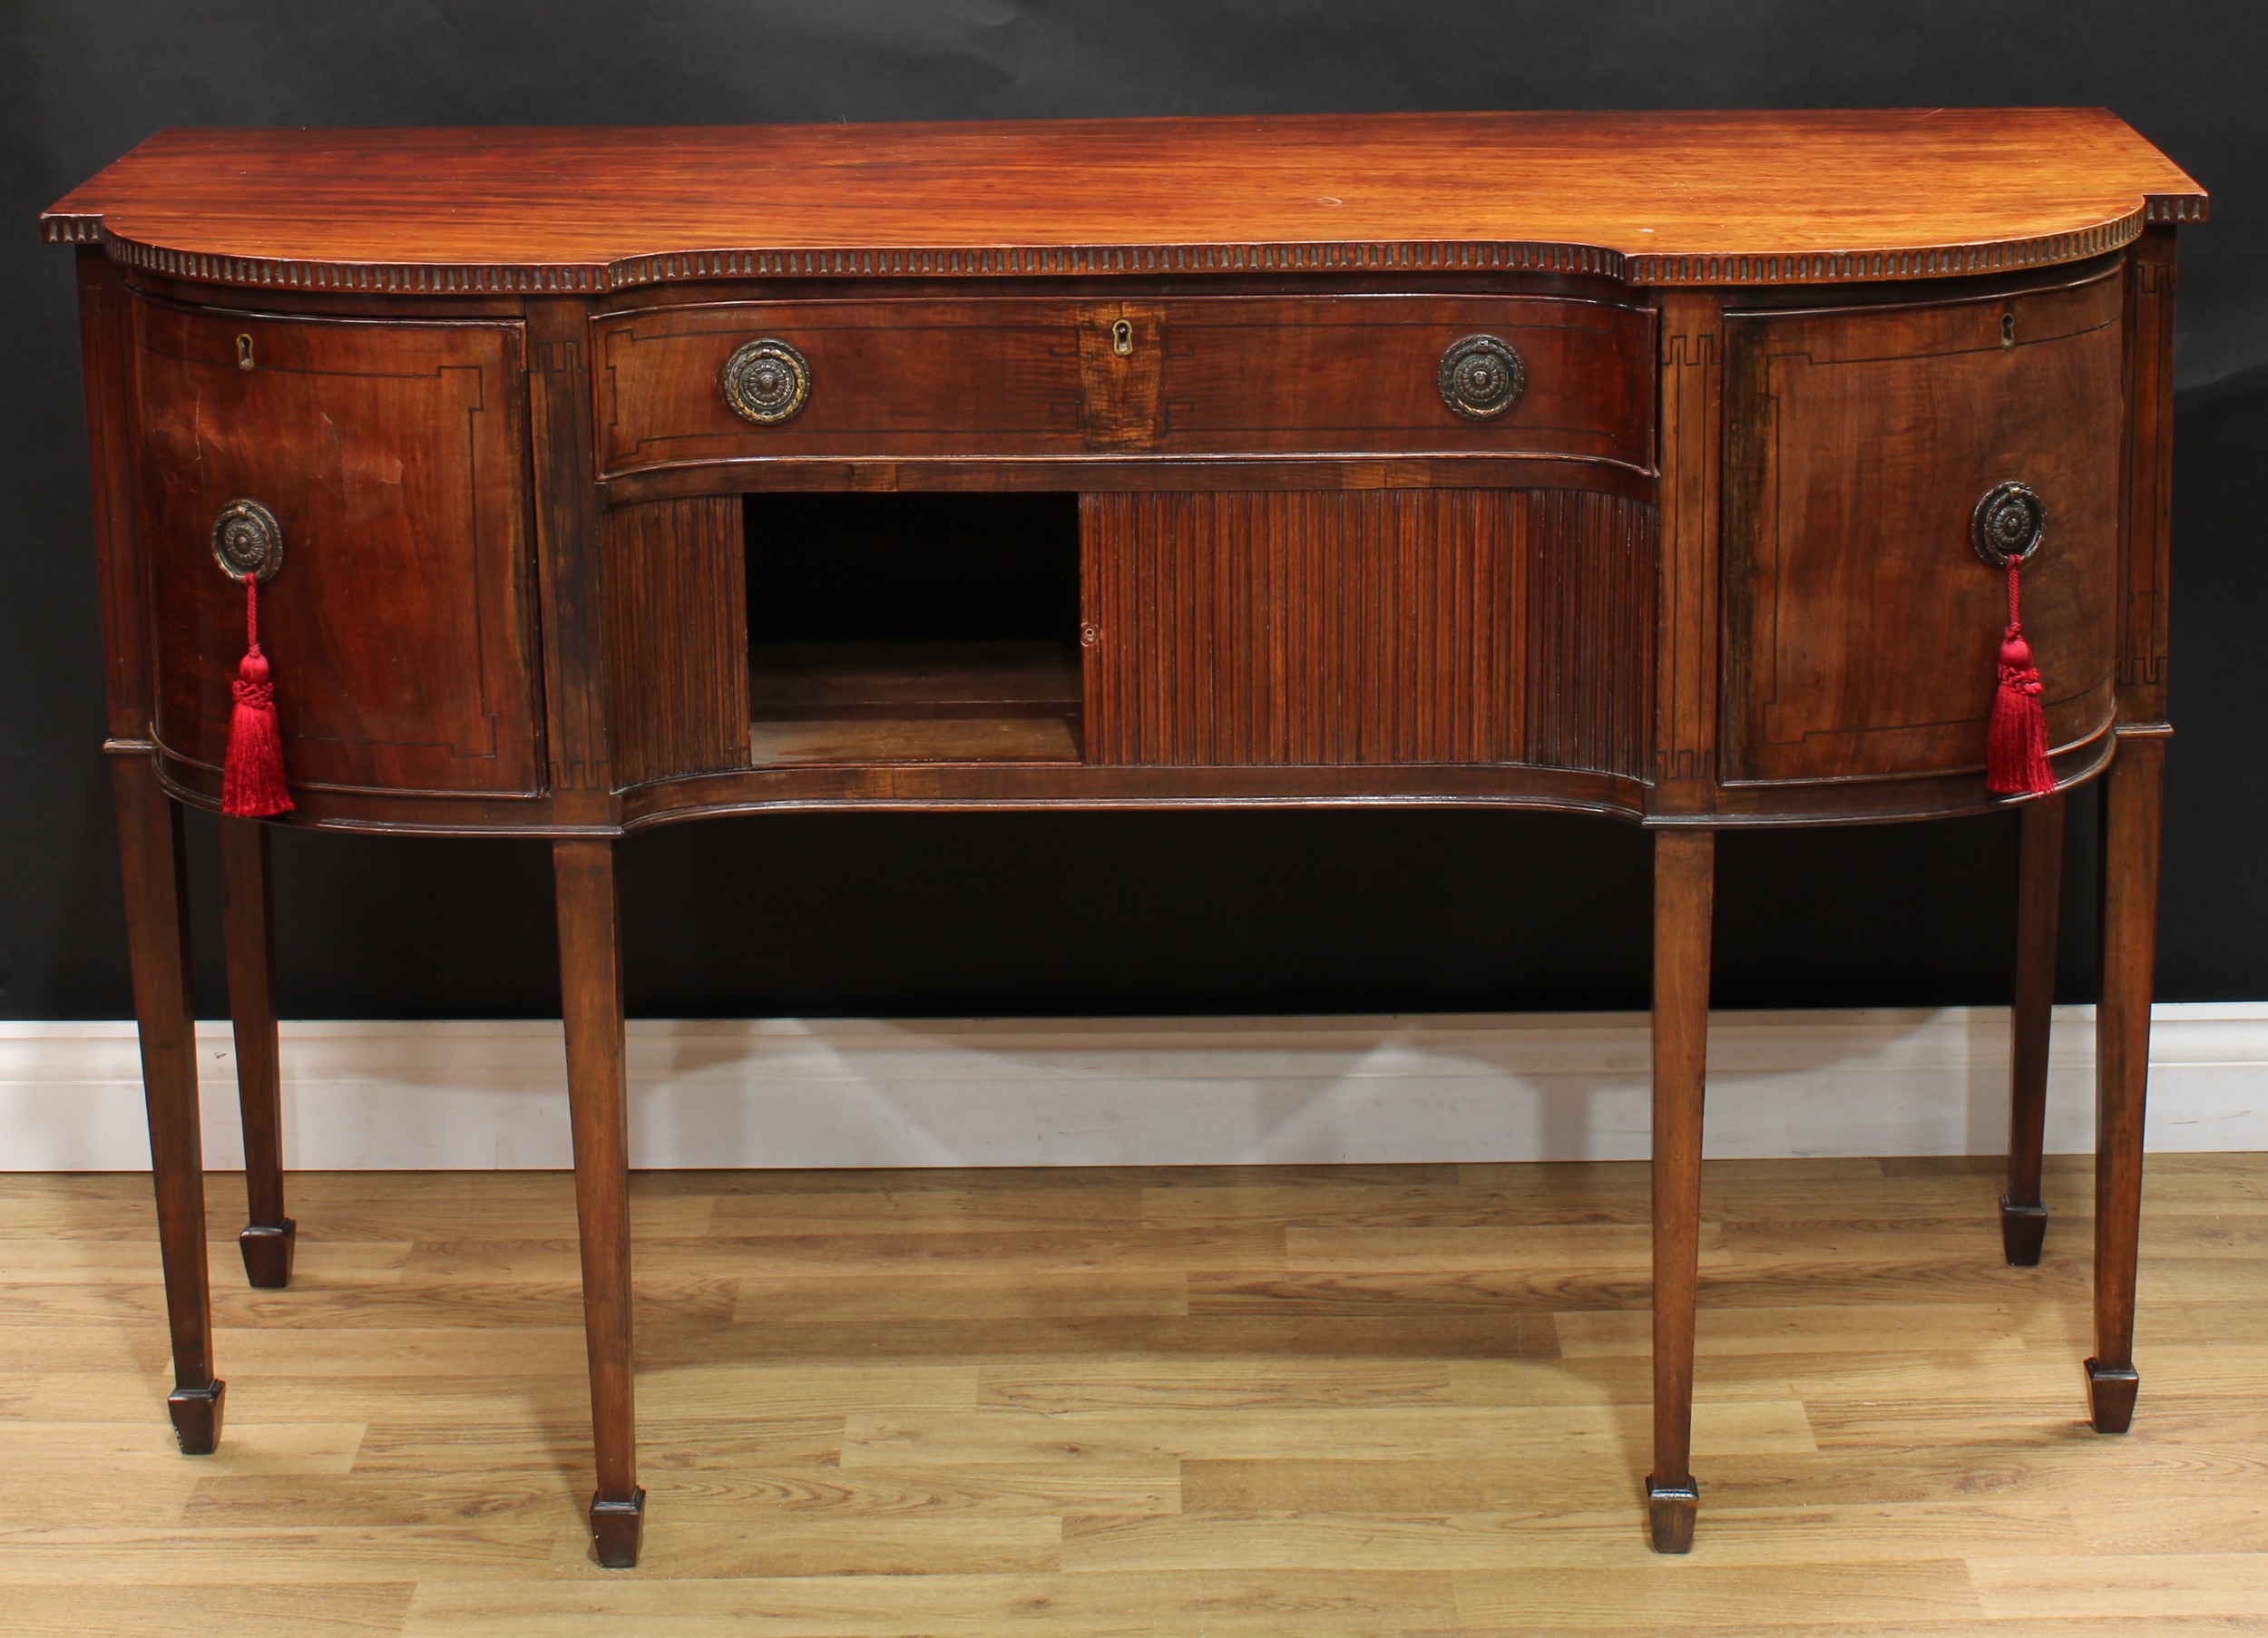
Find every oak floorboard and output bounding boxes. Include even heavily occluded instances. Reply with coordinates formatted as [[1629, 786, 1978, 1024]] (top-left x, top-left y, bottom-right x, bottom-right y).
[[24, 1370, 592, 1423], [1969, 1551, 2268, 1619], [0, 1153, 2260, 1634], [1453, 1560, 1987, 1625], [1061, 1497, 2081, 1570], [0, 1584, 414, 1638], [730, 1271, 1191, 1322], [1433, 1624, 2268, 1638], [401, 1567, 1463, 1635], [639, 1361, 982, 1417], [976, 1358, 1458, 1410]]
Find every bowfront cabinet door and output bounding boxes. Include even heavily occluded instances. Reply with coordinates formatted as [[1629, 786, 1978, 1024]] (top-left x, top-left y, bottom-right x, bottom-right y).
[[136, 300, 542, 798], [1720, 268, 2124, 786]]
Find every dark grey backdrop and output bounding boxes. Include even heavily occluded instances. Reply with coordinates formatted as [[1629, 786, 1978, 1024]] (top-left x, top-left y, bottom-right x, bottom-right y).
[[5, 2, 2263, 1021]]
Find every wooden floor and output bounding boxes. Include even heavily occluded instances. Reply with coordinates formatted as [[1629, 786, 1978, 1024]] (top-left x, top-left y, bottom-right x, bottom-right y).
[[2, 1154, 2264, 1636]]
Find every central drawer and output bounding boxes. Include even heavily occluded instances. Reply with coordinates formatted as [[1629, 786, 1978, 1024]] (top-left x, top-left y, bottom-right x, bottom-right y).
[[591, 295, 1654, 475]]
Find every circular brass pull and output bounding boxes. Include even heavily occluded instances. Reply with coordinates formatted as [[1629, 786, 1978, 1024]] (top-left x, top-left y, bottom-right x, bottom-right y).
[[722, 337, 811, 425], [210, 498, 284, 582], [1437, 334, 1526, 420], [1971, 481, 2046, 569]]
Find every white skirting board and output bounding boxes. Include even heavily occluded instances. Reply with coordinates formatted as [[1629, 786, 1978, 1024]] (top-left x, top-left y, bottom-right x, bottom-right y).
[[1, 1004, 2262, 1171]]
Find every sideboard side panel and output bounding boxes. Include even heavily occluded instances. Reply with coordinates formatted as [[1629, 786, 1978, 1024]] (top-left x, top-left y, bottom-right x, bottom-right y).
[[1653, 291, 1725, 815], [603, 496, 749, 788], [2117, 226, 2177, 726], [527, 301, 612, 821], [75, 249, 151, 744]]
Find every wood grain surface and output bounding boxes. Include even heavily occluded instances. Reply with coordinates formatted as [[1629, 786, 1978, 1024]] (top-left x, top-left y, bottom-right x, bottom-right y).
[[43, 111, 2204, 292], [3, 1153, 2260, 1633]]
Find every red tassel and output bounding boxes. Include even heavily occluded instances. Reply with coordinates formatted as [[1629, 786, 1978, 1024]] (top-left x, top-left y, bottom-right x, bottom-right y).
[[1985, 561, 2054, 797], [221, 580, 293, 817]]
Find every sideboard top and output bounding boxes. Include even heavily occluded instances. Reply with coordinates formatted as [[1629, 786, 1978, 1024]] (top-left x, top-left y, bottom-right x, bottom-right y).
[[44, 108, 2204, 296]]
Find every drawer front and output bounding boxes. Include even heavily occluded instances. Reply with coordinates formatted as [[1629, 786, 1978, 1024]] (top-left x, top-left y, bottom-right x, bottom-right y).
[[1137, 296, 1652, 465], [597, 299, 1083, 473], [1721, 272, 2124, 785], [592, 295, 1653, 474], [138, 302, 542, 797]]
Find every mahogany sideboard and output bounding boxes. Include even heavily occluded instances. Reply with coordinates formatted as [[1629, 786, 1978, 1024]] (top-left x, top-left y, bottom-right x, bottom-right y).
[[44, 110, 2204, 1565]]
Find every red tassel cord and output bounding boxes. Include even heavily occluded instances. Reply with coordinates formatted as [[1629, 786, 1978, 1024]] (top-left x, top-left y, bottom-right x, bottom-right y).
[[221, 579, 293, 816], [1984, 561, 2054, 797]]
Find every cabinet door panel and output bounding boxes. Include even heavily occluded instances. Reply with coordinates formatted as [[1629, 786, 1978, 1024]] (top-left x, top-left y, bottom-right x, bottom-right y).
[[138, 302, 541, 797], [1722, 272, 2122, 785]]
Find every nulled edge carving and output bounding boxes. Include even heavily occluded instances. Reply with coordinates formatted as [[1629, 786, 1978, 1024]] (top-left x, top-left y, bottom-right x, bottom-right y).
[[1622, 210, 2150, 284], [2145, 194, 2209, 224], [42, 204, 2191, 293], [601, 238, 1619, 286]]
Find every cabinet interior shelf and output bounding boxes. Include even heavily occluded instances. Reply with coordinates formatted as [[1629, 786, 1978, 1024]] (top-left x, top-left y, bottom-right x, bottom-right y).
[[742, 489, 1084, 768], [748, 639, 1081, 765]]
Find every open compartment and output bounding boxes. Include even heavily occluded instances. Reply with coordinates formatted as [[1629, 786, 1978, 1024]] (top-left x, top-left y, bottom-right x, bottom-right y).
[[743, 491, 1083, 765]]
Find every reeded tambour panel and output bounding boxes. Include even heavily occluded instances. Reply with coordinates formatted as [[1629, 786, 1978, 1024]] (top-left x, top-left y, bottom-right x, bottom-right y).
[[603, 495, 749, 788], [1080, 489, 1654, 772], [1524, 490, 1657, 779]]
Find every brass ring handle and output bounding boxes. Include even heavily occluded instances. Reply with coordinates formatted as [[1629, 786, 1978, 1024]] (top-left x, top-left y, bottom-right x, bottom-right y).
[[1971, 481, 2046, 569], [210, 498, 284, 583], [722, 337, 811, 425], [1437, 334, 1526, 420]]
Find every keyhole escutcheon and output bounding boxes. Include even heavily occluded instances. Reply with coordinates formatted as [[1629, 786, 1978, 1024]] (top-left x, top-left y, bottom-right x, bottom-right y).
[[1110, 318, 1134, 356]]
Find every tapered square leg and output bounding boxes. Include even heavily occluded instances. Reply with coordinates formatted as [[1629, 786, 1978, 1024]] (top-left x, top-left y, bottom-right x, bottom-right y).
[[220, 815, 297, 1289], [2090, 734, 2163, 1432], [112, 757, 225, 1449], [1648, 829, 1713, 1555], [2001, 794, 2063, 1267], [555, 839, 643, 1567]]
